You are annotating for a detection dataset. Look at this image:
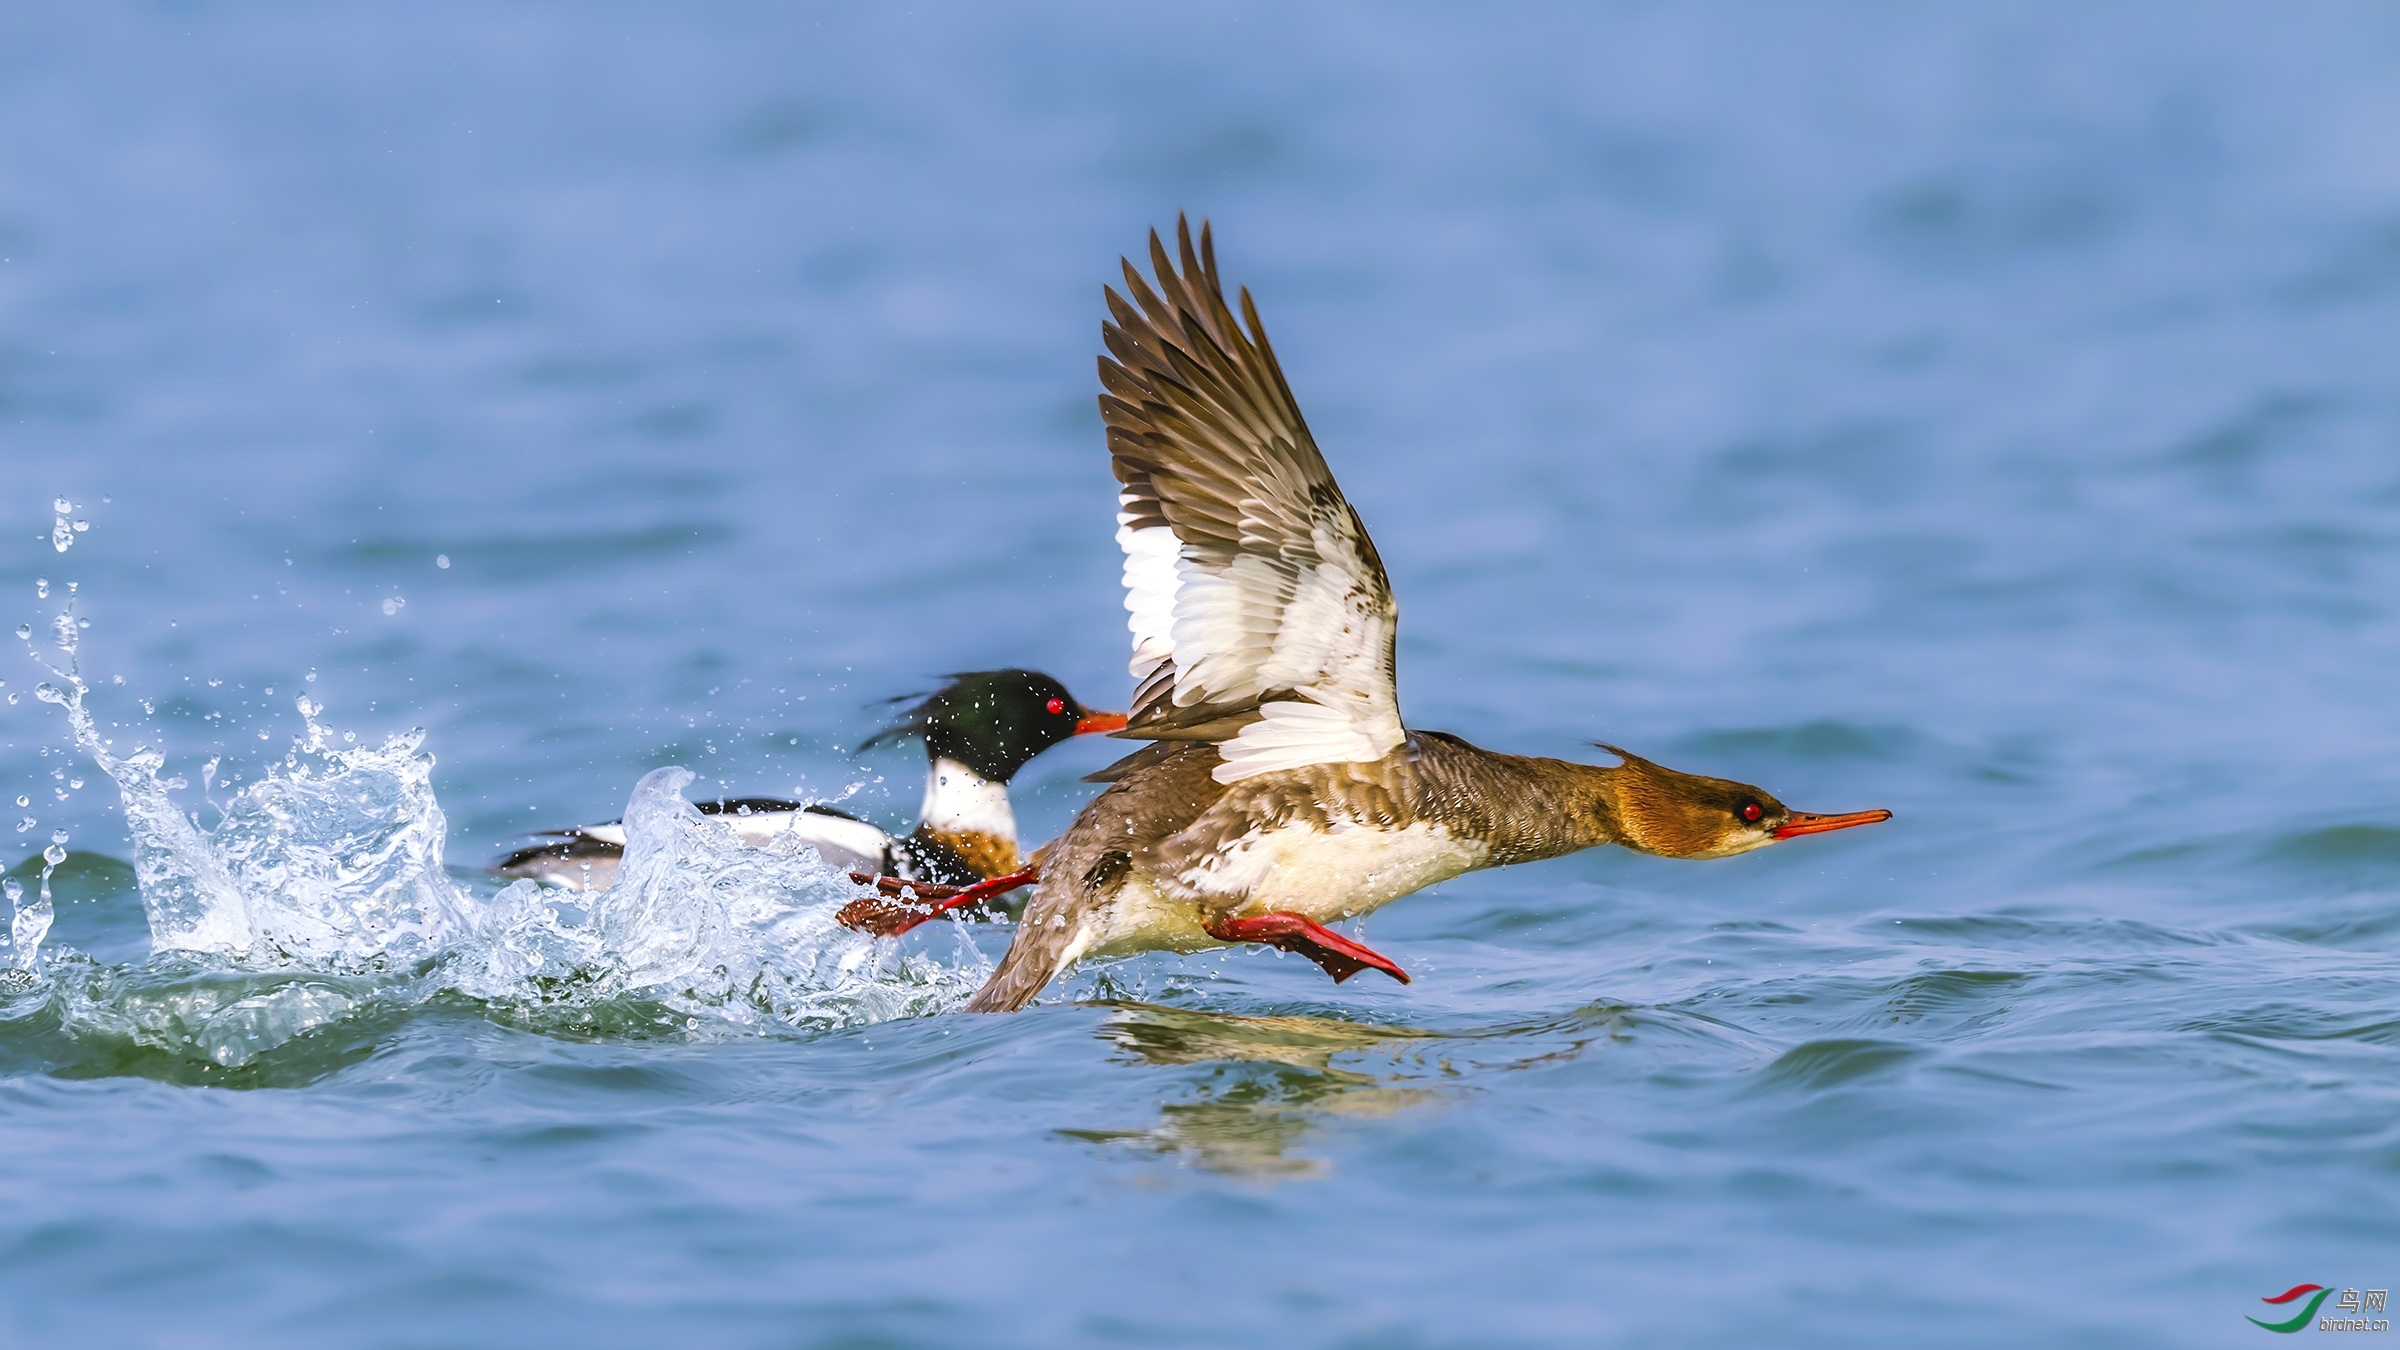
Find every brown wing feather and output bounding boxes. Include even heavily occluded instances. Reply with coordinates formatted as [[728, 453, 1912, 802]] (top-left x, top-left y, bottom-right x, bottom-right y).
[[1100, 216, 1403, 775]]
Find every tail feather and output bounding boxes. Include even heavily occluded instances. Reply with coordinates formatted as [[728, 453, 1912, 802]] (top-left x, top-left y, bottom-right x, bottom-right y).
[[963, 888, 1091, 1012]]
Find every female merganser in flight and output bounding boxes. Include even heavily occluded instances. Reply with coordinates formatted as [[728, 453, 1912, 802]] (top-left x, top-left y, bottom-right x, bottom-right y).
[[493, 669, 1125, 892], [946, 219, 1890, 1012]]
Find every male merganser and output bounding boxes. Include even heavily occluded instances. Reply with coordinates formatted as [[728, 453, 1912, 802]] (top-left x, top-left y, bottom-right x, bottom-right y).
[[947, 219, 1890, 1012], [493, 669, 1125, 892]]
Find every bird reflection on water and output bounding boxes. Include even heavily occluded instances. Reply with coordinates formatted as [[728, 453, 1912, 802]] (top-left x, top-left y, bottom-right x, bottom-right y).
[[1060, 1003, 1448, 1177], [1059, 999, 1756, 1177]]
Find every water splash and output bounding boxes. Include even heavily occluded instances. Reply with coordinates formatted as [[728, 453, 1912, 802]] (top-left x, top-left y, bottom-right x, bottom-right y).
[[55, 690, 981, 1032], [5, 875, 48, 973], [444, 766, 986, 1034], [6, 510, 994, 1073], [19, 630, 981, 1060], [32, 591, 255, 954]]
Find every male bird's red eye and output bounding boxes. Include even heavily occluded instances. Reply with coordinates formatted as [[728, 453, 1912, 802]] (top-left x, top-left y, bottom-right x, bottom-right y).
[[1045, 697, 1066, 716], [1741, 803, 1763, 823]]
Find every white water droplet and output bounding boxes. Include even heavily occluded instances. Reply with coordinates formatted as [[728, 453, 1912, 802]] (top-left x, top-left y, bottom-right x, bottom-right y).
[[382, 597, 402, 616], [34, 579, 47, 599], [435, 554, 450, 569], [67, 780, 81, 790], [305, 669, 318, 683], [1, 881, 17, 903], [41, 843, 64, 867], [12, 797, 25, 808], [48, 830, 66, 846], [52, 497, 69, 514], [13, 625, 27, 641], [72, 520, 87, 533]]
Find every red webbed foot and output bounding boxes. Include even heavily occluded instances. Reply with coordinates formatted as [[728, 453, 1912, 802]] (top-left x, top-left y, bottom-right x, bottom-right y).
[[1202, 910, 1412, 985], [836, 867, 1039, 937]]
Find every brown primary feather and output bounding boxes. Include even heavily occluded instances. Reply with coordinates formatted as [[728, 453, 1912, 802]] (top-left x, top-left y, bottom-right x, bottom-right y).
[[1097, 214, 1397, 740]]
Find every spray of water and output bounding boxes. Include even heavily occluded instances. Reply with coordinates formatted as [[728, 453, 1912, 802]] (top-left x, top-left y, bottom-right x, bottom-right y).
[[6, 507, 996, 1069]]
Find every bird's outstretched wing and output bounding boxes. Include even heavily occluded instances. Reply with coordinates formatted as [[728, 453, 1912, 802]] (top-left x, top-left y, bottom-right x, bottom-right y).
[[1099, 216, 1402, 784]]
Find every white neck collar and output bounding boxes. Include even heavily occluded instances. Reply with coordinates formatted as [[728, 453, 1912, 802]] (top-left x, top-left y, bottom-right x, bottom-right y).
[[919, 756, 1017, 843]]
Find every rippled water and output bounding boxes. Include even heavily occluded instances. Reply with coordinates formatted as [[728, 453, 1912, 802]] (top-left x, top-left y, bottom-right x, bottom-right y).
[[3, 3, 2398, 1345]]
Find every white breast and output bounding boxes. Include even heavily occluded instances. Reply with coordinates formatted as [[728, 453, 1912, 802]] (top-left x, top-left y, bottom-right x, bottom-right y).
[[918, 756, 1016, 844], [1198, 820, 1488, 920], [1087, 822, 1486, 960]]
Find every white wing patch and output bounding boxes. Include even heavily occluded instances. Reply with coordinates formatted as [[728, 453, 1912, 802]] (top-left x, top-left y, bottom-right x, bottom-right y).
[[1164, 555, 1269, 701], [1255, 544, 1388, 700], [1116, 493, 1403, 783], [1117, 514, 1180, 682], [1213, 699, 1396, 780]]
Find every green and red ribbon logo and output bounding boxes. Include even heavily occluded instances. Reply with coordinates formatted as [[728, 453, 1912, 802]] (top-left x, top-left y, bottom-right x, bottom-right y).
[[2251, 1284, 2331, 1333]]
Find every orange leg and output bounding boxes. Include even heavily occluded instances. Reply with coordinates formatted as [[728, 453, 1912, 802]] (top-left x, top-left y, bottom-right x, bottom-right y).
[[836, 867, 1039, 938], [1202, 911, 1411, 985]]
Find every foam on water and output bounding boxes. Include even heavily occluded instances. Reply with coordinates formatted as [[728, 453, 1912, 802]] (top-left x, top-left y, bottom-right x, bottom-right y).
[[446, 765, 990, 1033], [10, 574, 988, 1066]]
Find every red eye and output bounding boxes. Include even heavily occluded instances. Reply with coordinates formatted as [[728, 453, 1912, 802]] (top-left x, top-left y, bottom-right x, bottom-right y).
[[1045, 697, 1066, 715], [1741, 803, 1763, 823]]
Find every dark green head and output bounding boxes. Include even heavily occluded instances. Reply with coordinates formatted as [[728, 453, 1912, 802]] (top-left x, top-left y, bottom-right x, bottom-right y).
[[860, 669, 1125, 782]]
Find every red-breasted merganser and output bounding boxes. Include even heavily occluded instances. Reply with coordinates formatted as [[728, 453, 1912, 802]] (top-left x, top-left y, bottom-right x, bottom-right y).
[[493, 669, 1124, 892], [951, 220, 1890, 1012]]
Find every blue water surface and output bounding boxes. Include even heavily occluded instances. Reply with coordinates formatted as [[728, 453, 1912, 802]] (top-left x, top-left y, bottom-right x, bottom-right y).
[[3, 3, 2399, 1345]]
